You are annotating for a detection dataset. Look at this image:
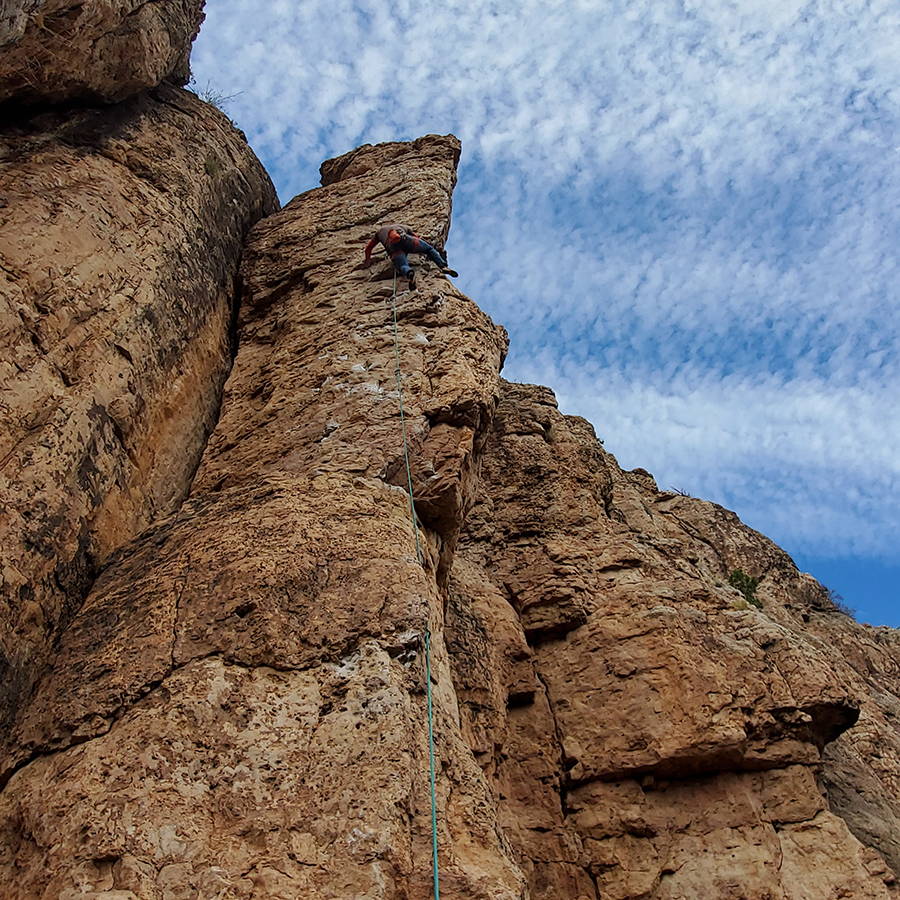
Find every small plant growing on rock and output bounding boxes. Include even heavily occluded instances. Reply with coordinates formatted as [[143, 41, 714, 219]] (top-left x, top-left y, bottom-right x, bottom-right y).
[[825, 587, 856, 618], [187, 77, 243, 115], [728, 569, 762, 608]]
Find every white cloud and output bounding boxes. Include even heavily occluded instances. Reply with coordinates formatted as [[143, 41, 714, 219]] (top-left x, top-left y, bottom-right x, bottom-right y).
[[192, 0, 900, 570]]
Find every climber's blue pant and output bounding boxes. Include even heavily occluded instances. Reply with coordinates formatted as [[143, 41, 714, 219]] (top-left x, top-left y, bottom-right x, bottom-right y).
[[388, 235, 446, 276]]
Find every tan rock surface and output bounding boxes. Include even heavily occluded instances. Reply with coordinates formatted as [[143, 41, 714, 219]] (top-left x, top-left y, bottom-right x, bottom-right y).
[[0, 135, 526, 898], [2, 130, 899, 899], [0, 85, 276, 733], [449, 379, 899, 898], [610, 455, 900, 875], [0, 0, 205, 106], [193, 134, 504, 569], [816, 622, 900, 872]]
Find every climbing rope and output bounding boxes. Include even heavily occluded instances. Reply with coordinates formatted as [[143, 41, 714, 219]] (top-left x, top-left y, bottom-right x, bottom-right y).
[[389, 271, 441, 899], [389, 272, 425, 567]]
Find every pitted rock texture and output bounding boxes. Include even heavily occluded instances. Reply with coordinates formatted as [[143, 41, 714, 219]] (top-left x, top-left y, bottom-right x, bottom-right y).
[[448, 380, 899, 898], [0, 85, 276, 735], [816, 621, 900, 872], [193, 135, 501, 574], [2, 132, 899, 900], [0, 135, 527, 899], [0, 0, 205, 106]]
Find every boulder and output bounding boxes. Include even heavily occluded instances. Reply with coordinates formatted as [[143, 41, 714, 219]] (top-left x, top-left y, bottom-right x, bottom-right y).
[[0, 0, 205, 106]]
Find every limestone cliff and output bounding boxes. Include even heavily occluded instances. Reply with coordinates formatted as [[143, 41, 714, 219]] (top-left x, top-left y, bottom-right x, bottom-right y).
[[0, 86, 277, 738], [0, 0, 205, 106], [0, 135, 525, 899], [1, 124, 899, 900], [450, 380, 900, 898]]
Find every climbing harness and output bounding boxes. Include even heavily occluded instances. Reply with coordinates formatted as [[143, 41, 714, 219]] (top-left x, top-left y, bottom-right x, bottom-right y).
[[389, 271, 441, 899]]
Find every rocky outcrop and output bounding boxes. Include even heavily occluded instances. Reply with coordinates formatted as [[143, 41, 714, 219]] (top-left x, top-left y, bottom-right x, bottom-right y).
[[1, 131, 898, 899], [0, 135, 527, 899], [0, 84, 277, 736], [0, 0, 205, 107], [817, 623, 900, 872], [449, 380, 900, 898]]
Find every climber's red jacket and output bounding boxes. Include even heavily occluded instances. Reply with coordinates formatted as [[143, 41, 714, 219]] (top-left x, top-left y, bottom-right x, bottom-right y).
[[364, 223, 415, 263]]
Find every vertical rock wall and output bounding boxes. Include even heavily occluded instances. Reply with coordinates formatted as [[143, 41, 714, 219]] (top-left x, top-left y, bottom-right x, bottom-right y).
[[818, 624, 900, 872], [2, 128, 898, 900], [0, 136, 527, 899], [0, 86, 277, 735]]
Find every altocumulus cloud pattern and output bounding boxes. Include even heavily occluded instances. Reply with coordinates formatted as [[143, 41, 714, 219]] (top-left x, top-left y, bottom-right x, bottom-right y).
[[192, 0, 899, 620]]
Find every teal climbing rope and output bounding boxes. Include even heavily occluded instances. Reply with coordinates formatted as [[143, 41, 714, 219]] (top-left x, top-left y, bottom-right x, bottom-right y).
[[389, 271, 441, 900], [425, 629, 439, 900]]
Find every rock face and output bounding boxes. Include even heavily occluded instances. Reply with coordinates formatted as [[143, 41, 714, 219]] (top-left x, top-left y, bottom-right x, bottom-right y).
[[449, 380, 900, 898], [1, 132, 899, 899], [818, 622, 900, 873], [0, 0, 205, 106], [0, 85, 277, 736], [0, 135, 525, 899]]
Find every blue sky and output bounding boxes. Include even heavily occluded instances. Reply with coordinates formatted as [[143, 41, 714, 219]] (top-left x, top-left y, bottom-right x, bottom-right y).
[[192, 0, 898, 626]]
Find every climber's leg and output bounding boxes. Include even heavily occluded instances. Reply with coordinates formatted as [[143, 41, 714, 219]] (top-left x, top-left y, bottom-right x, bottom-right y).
[[416, 239, 448, 268], [389, 249, 412, 277], [403, 237, 458, 276], [423, 240, 458, 276]]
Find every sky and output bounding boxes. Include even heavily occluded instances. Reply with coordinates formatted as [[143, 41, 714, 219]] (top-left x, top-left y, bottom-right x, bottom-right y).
[[192, 0, 899, 626]]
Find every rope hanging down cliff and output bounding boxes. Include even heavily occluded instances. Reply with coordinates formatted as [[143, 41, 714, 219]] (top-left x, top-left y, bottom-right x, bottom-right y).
[[388, 271, 441, 900]]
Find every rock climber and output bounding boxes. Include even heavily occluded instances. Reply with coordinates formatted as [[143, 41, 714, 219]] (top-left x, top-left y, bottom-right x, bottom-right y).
[[363, 223, 458, 289]]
